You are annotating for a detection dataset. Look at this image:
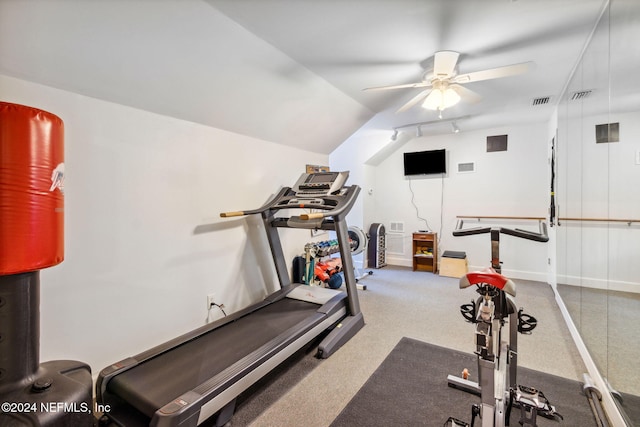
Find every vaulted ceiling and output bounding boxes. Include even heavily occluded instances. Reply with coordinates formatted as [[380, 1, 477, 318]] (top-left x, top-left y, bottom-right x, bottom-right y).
[[0, 0, 609, 154]]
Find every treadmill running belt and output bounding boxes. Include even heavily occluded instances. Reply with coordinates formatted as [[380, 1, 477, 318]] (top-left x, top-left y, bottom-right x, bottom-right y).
[[108, 297, 323, 417]]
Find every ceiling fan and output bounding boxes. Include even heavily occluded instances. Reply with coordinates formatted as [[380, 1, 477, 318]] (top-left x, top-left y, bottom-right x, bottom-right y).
[[364, 51, 532, 114]]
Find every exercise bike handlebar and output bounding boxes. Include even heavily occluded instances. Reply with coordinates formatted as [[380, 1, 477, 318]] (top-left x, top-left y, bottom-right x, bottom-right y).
[[453, 219, 549, 243]]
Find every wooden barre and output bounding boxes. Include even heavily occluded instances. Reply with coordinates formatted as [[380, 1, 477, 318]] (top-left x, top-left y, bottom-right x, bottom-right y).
[[457, 216, 638, 225], [456, 215, 546, 221], [558, 217, 639, 223]]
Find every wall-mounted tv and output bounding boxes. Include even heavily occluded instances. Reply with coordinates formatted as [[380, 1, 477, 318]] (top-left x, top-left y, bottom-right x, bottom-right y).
[[403, 149, 446, 176]]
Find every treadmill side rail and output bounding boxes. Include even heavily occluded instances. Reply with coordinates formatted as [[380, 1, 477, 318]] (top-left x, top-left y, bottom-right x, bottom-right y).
[[317, 312, 365, 359], [145, 306, 348, 427], [153, 390, 202, 427], [96, 357, 138, 403]]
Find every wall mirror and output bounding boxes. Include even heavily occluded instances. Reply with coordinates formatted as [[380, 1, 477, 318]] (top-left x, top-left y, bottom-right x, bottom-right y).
[[556, 0, 640, 424]]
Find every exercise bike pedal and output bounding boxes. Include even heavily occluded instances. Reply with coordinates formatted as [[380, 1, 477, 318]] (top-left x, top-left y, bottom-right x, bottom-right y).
[[460, 300, 477, 323], [510, 384, 563, 425], [517, 308, 538, 334]]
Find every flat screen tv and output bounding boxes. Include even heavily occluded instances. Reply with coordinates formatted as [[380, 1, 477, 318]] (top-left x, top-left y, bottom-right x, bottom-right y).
[[403, 149, 446, 176]]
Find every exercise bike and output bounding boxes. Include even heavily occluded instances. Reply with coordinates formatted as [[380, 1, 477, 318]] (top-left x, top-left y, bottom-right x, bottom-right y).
[[445, 220, 562, 427]]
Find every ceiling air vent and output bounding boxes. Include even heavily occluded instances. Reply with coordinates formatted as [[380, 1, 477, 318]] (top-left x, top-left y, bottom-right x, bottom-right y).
[[531, 96, 551, 106], [570, 90, 592, 101]]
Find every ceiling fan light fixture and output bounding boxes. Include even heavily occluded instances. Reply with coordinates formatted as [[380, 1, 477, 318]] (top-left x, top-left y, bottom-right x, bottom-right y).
[[422, 85, 461, 111], [366, 51, 531, 114], [443, 88, 461, 108]]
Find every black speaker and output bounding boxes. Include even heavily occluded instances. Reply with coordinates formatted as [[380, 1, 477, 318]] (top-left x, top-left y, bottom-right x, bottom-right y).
[[367, 223, 386, 269]]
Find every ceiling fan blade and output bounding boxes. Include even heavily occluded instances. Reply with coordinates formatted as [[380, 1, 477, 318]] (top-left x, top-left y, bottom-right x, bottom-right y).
[[453, 61, 532, 84], [433, 51, 460, 78], [450, 84, 482, 104], [363, 81, 430, 91], [396, 89, 431, 113]]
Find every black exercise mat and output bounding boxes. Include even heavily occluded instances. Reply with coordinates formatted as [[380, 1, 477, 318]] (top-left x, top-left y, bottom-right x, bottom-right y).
[[331, 337, 597, 426], [618, 392, 640, 426]]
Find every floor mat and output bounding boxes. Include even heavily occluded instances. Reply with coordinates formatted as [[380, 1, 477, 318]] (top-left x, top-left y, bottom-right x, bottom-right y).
[[331, 337, 598, 426]]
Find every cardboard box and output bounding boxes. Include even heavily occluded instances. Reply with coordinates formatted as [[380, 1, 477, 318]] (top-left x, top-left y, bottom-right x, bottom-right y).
[[439, 251, 468, 278]]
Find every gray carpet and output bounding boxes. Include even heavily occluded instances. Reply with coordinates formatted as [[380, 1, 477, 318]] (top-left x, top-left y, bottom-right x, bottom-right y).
[[331, 337, 597, 427]]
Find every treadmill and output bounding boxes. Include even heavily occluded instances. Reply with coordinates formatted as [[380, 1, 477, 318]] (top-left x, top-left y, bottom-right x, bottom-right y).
[[96, 171, 365, 427]]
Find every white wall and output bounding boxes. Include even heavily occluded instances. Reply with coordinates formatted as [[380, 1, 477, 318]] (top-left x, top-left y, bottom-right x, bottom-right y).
[[1, 74, 328, 376], [330, 127, 402, 268], [556, 110, 640, 292], [336, 122, 551, 281]]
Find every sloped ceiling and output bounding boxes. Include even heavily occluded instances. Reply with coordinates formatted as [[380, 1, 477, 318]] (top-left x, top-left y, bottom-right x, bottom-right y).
[[0, 0, 608, 154]]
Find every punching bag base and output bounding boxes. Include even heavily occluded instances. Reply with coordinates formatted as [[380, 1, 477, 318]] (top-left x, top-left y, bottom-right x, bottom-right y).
[[0, 360, 94, 427]]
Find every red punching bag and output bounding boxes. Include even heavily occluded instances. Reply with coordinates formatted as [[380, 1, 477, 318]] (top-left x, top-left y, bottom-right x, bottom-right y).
[[0, 101, 65, 275], [0, 103, 93, 427]]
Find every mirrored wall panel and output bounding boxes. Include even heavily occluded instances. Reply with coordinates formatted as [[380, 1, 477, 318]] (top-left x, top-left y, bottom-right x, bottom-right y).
[[556, 0, 640, 424]]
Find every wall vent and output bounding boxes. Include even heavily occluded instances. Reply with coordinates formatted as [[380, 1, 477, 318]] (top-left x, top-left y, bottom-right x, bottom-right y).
[[389, 221, 404, 233], [457, 162, 476, 173], [487, 134, 508, 152], [595, 122, 619, 143], [570, 90, 592, 101], [531, 96, 551, 106]]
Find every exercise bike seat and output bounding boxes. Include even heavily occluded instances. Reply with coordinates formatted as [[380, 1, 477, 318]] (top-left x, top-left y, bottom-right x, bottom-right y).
[[459, 267, 516, 297]]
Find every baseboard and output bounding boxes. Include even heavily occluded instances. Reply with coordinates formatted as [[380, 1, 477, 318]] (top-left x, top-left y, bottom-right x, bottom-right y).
[[386, 256, 412, 268], [557, 274, 640, 294]]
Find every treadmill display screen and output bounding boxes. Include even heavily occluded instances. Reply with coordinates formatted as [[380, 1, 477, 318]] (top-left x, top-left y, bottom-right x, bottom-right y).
[[307, 172, 338, 183], [292, 171, 349, 197]]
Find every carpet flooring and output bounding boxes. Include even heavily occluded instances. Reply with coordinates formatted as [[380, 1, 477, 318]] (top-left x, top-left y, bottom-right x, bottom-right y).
[[331, 337, 597, 427]]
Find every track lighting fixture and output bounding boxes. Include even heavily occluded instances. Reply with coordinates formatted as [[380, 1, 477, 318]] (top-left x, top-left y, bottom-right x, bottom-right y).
[[391, 115, 469, 137]]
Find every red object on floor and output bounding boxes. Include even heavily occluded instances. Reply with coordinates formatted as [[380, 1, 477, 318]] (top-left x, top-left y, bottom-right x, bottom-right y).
[[0, 102, 65, 275]]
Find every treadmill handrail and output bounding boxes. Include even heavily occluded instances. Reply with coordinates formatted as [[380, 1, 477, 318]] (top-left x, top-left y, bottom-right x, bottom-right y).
[[220, 185, 360, 222], [453, 219, 549, 242], [220, 187, 290, 218]]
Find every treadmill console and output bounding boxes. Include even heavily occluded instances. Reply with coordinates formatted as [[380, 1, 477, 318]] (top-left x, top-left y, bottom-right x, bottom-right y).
[[292, 171, 348, 198]]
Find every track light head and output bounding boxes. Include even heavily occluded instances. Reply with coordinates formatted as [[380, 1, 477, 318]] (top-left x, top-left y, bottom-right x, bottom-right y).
[[391, 129, 398, 141], [451, 122, 460, 133]]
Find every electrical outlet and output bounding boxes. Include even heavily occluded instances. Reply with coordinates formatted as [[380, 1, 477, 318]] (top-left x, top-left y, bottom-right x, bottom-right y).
[[207, 294, 216, 309]]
